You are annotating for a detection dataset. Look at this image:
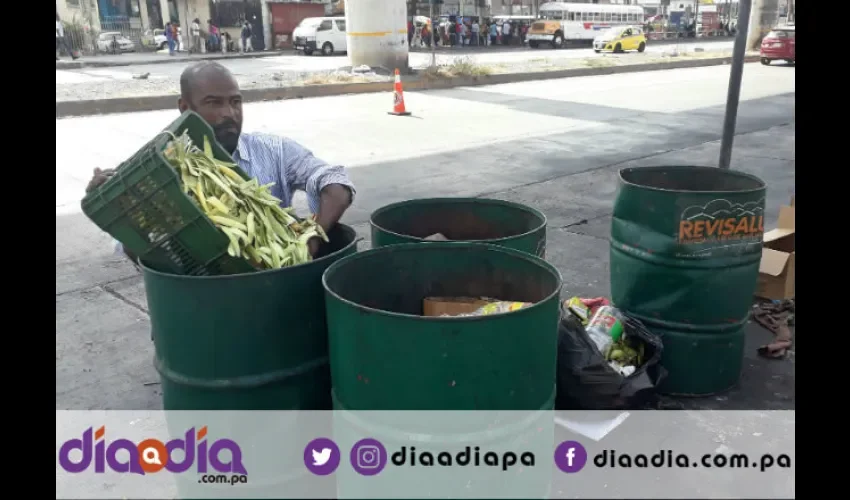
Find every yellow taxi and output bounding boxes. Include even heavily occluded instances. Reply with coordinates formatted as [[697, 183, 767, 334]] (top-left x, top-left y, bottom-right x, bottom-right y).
[[593, 26, 647, 53]]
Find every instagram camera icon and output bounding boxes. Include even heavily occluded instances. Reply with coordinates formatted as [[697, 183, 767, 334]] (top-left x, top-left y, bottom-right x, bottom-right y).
[[357, 445, 380, 468], [350, 438, 387, 476]]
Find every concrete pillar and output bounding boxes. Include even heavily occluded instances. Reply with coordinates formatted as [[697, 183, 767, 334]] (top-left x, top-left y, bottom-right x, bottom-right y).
[[139, 0, 150, 30], [747, 0, 780, 50], [262, 0, 272, 51], [345, 0, 409, 72], [159, 0, 171, 25]]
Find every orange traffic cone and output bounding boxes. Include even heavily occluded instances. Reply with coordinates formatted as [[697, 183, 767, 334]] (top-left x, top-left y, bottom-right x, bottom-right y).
[[388, 68, 412, 116]]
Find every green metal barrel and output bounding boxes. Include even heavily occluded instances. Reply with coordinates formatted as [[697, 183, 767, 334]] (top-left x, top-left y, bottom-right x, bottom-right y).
[[370, 198, 548, 257], [143, 223, 359, 410], [610, 166, 766, 396], [323, 242, 561, 498], [144, 224, 357, 499]]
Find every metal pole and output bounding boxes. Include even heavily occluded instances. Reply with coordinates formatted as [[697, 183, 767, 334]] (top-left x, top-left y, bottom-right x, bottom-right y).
[[693, 0, 699, 38], [430, 2, 436, 68], [718, 0, 753, 170]]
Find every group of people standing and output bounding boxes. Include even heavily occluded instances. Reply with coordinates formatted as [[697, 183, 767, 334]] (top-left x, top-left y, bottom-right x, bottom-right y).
[[408, 18, 529, 49], [177, 19, 256, 55]]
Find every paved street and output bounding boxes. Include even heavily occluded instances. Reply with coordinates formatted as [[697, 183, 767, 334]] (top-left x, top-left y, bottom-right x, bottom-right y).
[[56, 63, 794, 412], [56, 38, 732, 84]]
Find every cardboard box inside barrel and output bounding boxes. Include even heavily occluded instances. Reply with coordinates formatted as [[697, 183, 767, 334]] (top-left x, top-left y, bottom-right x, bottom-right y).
[[756, 195, 795, 300], [423, 297, 492, 317], [422, 297, 532, 317]]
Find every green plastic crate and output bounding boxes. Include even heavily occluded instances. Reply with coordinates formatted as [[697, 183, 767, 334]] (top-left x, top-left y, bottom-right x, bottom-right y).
[[81, 111, 255, 276]]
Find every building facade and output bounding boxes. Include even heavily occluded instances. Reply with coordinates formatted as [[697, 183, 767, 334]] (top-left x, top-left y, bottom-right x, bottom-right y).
[[56, 1, 334, 52], [57, 0, 101, 30]]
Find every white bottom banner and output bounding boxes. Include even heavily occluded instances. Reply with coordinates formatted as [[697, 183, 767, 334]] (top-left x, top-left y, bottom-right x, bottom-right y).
[[55, 410, 794, 499]]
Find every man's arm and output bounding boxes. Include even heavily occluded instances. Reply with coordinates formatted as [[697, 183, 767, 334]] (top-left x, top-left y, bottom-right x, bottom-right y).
[[315, 184, 353, 233], [280, 138, 355, 232]]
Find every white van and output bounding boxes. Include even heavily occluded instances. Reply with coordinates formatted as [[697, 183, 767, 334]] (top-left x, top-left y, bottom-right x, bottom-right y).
[[293, 17, 347, 56]]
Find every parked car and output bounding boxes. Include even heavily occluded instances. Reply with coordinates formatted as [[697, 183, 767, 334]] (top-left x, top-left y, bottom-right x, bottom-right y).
[[293, 17, 347, 56], [97, 32, 136, 53], [593, 25, 647, 53], [141, 29, 168, 50], [760, 25, 795, 65]]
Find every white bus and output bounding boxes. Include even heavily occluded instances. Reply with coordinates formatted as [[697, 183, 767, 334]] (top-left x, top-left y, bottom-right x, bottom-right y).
[[527, 2, 646, 48]]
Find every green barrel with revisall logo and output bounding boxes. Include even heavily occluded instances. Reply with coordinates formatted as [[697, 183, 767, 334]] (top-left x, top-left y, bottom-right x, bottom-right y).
[[610, 166, 767, 396]]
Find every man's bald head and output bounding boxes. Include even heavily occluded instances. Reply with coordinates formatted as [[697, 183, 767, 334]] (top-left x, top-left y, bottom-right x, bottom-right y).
[[177, 62, 243, 154], [179, 61, 236, 102]]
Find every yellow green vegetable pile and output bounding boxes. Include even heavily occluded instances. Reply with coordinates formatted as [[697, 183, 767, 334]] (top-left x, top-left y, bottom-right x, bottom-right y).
[[605, 337, 645, 367], [163, 131, 328, 269]]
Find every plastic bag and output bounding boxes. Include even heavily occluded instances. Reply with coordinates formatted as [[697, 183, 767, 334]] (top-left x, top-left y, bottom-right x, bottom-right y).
[[555, 308, 667, 410]]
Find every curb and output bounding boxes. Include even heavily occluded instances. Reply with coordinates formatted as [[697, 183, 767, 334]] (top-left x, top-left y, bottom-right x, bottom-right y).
[[57, 55, 758, 119], [56, 50, 287, 70]]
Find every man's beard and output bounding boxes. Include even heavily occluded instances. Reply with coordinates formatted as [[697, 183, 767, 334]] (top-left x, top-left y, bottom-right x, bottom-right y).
[[213, 119, 241, 154]]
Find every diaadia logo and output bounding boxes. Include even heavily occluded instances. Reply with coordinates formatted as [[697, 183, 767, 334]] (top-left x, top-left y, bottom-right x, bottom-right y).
[[57, 426, 248, 479]]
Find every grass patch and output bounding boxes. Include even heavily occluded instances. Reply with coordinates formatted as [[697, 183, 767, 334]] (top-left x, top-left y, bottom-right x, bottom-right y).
[[301, 73, 375, 85], [583, 57, 618, 68], [421, 56, 494, 79]]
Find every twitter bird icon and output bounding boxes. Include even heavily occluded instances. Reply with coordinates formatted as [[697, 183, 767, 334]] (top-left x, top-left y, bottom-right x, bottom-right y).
[[304, 438, 341, 475], [313, 448, 332, 466]]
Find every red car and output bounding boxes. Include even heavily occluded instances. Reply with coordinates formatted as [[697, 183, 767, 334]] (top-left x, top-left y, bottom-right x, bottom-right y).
[[760, 25, 795, 65]]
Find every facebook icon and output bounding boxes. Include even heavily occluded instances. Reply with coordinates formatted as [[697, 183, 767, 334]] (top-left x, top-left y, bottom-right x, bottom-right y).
[[554, 441, 588, 473]]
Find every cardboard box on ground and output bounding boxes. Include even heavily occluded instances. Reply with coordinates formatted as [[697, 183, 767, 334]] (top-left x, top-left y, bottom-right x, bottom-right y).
[[756, 195, 795, 300]]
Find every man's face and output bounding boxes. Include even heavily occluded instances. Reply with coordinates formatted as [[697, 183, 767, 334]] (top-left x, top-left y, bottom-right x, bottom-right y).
[[179, 73, 243, 154]]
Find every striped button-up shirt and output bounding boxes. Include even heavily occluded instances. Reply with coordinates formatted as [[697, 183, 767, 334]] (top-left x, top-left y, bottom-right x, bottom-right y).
[[232, 132, 355, 214], [114, 132, 355, 254]]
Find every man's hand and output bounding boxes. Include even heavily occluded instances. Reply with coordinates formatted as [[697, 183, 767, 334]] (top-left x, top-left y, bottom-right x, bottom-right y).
[[308, 237, 322, 258], [86, 168, 116, 193]]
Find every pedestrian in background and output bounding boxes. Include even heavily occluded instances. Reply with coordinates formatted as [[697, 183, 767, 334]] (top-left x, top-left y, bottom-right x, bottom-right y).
[[222, 31, 231, 53], [172, 22, 181, 52], [502, 20, 512, 46], [165, 22, 175, 56], [471, 19, 480, 46], [56, 12, 79, 60], [241, 20, 253, 52], [489, 21, 498, 46], [191, 18, 202, 54], [207, 20, 220, 52]]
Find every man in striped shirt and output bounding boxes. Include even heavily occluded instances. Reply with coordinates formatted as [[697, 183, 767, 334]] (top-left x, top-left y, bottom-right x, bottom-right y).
[[86, 61, 355, 261]]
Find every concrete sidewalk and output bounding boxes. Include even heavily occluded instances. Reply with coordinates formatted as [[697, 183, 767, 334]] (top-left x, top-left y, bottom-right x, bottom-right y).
[[56, 48, 286, 69]]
